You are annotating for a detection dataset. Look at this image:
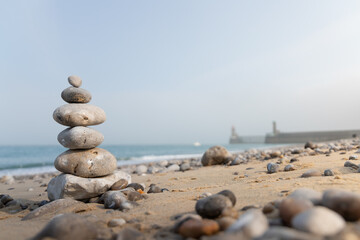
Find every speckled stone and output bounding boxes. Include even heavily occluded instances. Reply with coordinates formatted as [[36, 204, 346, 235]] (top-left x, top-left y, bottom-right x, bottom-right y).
[[61, 87, 91, 103], [54, 148, 117, 178], [57, 127, 104, 149], [53, 104, 106, 127]]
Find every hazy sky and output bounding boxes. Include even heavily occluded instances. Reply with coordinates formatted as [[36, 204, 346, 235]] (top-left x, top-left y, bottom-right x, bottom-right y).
[[1, 1, 360, 145]]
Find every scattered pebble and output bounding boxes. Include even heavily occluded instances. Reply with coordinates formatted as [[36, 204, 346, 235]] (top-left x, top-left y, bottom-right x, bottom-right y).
[[108, 218, 126, 227], [288, 188, 322, 205], [267, 163, 280, 174], [279, 198, 313, 226], [111, 179, 128, 190], [322, 189, 360, 221], [195, 194, 232, 219], [301, 169, 322, 178], [292, 206, 345, 236], [226, 209, 269, 238], [178, 218, 220, 238], [344, 161, 359, 169], [284, 164, 296, 171], [147, 184, 162, 194], [349, 155, 358, 160], [127, 183, 145, 191], [201, 146, 233, 166], [32, 214, 99, 240], [324, 169, 334, 176], [116, 227, 145, 240]]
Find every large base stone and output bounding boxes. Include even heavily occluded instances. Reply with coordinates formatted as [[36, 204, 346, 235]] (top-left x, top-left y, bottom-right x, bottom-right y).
[[47, 170, 131, 201]]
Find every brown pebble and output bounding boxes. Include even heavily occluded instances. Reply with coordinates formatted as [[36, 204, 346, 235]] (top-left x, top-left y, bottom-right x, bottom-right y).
[[178, 218, 220, 238], [111, 179, 128, 190], [263, 203, 276, 214], [217, 217, 237, 231], [279, 198, 313, 226]]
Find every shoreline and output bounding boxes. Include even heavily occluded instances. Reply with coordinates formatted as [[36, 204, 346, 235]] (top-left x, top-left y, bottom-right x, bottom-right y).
[[1, 138, 360, 239], [0, 143, 291, 179]]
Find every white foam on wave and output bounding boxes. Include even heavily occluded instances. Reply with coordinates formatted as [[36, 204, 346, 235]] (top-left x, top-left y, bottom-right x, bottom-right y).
[[117, 153, 202, 166]]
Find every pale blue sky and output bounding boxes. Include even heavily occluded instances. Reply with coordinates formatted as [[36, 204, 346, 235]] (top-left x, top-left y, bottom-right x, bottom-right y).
[[1, 1, 360, 145]]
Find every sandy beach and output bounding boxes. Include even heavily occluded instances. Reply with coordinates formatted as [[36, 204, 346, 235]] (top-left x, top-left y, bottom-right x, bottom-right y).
[[1, 139, 360, 239]]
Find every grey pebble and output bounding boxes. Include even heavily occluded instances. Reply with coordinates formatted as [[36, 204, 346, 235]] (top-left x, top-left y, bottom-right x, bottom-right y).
[[57, 126, 104, 149], [195, 194, 232, 219], [267, 163, 280, 174], [284, 164, 295, 171], [324, 169, 334, 176], [53, 104, 106, 127], [61, 87, 91, 103], [68, 75, 82, 87]]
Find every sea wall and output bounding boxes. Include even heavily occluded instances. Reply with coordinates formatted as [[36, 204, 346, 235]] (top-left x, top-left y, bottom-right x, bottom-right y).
[[265, 130, 360, 144]]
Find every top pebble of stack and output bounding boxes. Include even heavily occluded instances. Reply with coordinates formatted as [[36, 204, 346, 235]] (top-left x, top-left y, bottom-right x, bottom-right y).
[[68, 75, 82, 88]]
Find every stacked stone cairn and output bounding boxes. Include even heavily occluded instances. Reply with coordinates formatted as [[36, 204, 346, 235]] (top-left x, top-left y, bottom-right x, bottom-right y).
[[47, 76, 131, 201]]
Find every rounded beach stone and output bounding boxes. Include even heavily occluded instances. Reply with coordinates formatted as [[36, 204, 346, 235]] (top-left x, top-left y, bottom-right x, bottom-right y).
[[324, 169, 334, 176], [111, 179, 128, 190], [267, 163, 279, 174], [284, 164, 295, 171], [178, 218, 220, 238], [61, 87, 92, 103], [301, 169, 322, 178], [279, 198, 313, 226], [108, 218, 126, 227], [103, 191, 132, 211], [68, 75, 82, 87], [217, 190, 236, 206], [57, 127, 104, 149], [288, 188, 322, 205], [195, 194, 233, 219], [226, 209, 269, 238], [53, 104, 106, 127], [54, 148, 117, 177], [291, 206, 345, 236], [31, 214, 98, 240], [201, 146, 232, 166], [322, 189, 360, 221]]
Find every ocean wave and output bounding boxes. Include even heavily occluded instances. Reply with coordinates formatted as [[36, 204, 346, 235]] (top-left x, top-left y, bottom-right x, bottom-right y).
[[117, 153, 202, 166]]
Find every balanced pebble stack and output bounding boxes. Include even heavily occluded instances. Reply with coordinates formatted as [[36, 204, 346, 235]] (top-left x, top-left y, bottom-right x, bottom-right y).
[[47, 76, 131, 201]]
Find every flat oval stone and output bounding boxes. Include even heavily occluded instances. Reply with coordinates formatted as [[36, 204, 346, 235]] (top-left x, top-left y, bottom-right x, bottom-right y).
[[322, 189, 360, 221], [57, 127, 104, 149], [54, 148, 117, 177], [279, 198, 313, 226], [68, 75, 82, 87], [61, 87, 92, 103], [291, 207, 345, 236], [53, 104, 106, 127]]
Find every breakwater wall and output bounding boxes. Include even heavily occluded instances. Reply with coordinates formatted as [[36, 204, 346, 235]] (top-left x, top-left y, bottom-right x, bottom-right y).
[[265, 129, 360, 144]]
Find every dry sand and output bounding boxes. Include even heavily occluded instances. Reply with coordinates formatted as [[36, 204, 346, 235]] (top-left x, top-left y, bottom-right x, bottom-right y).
[[1, 142, 360, 239]]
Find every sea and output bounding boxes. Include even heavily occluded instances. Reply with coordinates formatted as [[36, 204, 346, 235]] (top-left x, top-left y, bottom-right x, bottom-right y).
[[0, 143, 285, 177]]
